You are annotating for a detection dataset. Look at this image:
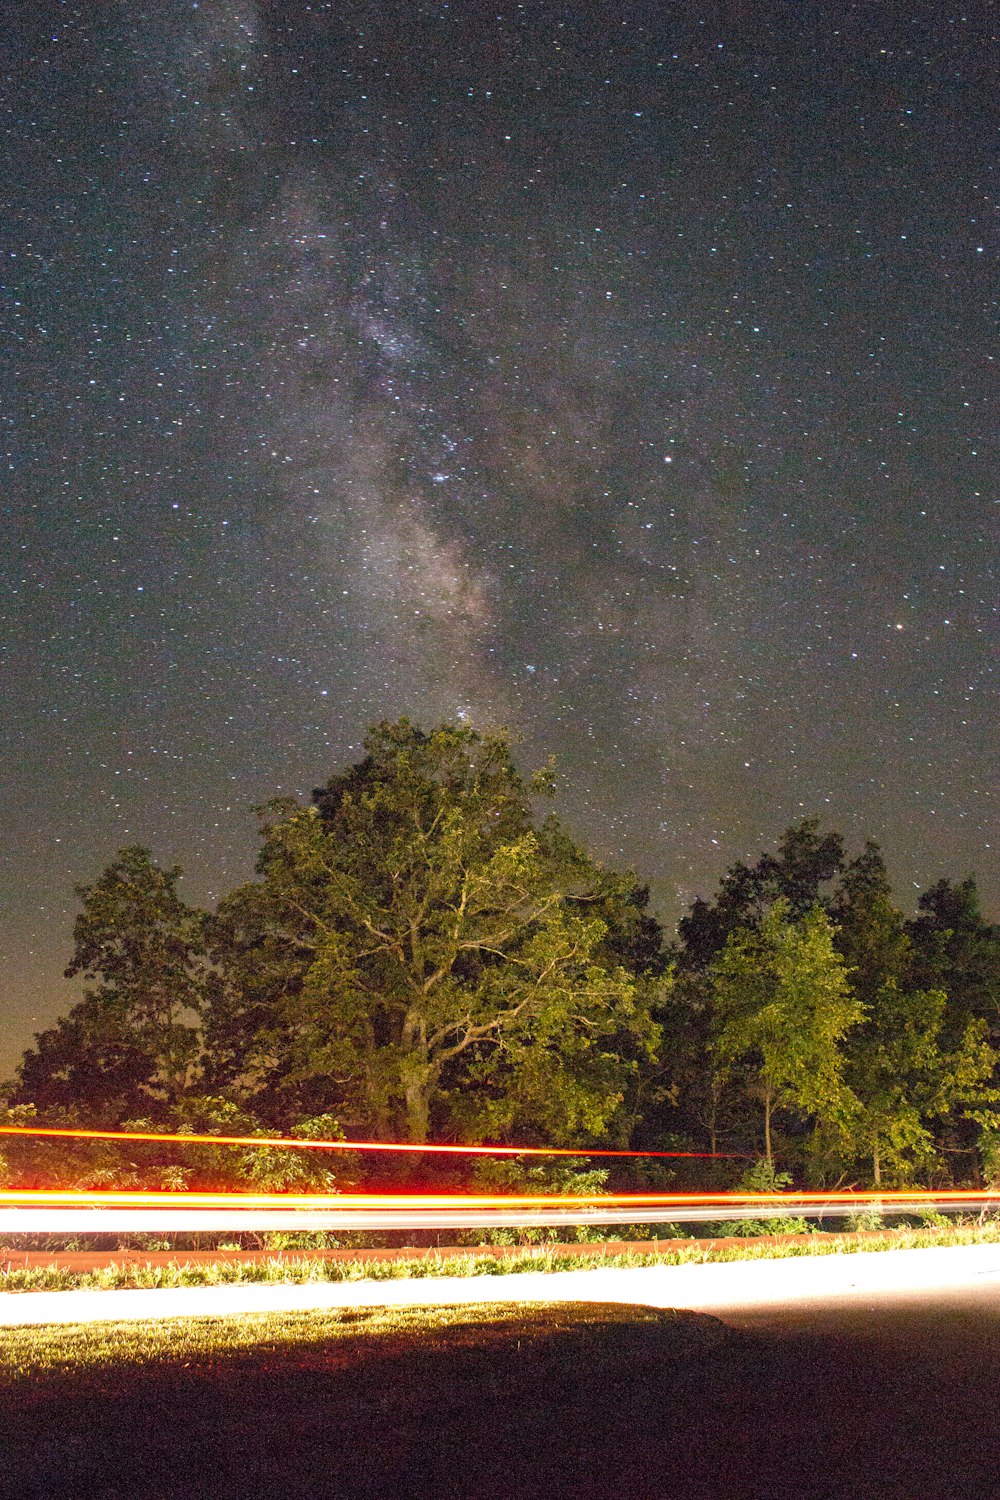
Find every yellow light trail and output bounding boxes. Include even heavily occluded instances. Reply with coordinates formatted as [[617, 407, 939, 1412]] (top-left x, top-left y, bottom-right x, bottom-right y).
[[2, 1187, 999, 1208], [0, 1186, 997, 1234]]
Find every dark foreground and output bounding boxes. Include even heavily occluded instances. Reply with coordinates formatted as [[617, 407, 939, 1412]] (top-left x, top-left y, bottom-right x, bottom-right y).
[[3, 1293, 999, 1499]]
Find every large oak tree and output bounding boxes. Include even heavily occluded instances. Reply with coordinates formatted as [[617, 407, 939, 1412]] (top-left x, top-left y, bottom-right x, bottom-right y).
[[205, 721, 660, 1144]]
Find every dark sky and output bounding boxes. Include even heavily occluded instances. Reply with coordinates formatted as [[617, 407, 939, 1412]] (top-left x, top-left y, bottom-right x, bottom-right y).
[[1, 0, 996, 1077]]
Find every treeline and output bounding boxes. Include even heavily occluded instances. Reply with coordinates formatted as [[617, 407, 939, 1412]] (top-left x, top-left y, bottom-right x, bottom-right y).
[[3, 719, 998, 1193]]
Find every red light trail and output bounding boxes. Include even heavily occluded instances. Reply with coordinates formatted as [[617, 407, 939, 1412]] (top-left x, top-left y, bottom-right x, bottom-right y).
[[3, 1134, 996, 1235], [0, 1124, 735, 1158]]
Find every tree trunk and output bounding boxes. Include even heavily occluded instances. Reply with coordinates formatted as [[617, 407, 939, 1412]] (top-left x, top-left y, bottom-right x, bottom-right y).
[[403, 1069, 434, 1144], [404, 1090, 429, 1144], [873, 1147, 881, 1187], [400, 1011, 432, 1144], [763, 1090, 773, 1165]]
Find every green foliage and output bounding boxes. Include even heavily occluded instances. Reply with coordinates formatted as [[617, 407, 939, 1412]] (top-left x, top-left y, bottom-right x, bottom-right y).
[[0, 1095, 349, 1194], [712, 1158, 813, 1237], [459, 1155, 612, 1243], [0, 1100, 195, 1192], [3, 743, 997, 1201], [829, 841, 912, 1004], [839, 983, 999, 1185], [0, 1103, 38, 1188], [844, 1208, 885, 1232], [738, 1156, 791, 1195], [915, 1208, 951, 1229], [170, 1097, 349, 1192], [205, 720, 659, 1146], [709, 901, 863, 1161], [14, 848, 207, 1119], [973, 1129, 1000, 1191]]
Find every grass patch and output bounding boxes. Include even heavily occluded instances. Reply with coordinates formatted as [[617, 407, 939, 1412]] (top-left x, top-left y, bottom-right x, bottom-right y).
[[0, 1301, 739, 1498], [0, 1299, 712, 1384], [3, 1218, 1000, 1293]]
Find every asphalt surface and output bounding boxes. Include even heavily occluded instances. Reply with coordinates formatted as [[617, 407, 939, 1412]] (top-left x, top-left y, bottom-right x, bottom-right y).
[[6, 1288, 1000, 1499], [706, 1283, 1000, 1498]]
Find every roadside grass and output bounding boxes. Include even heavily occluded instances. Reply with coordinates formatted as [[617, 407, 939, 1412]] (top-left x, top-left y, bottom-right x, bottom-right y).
[[0, 1299, 715, 1383], [0, 1301, 742, 1499], [3, 1217, 1000, 1293]]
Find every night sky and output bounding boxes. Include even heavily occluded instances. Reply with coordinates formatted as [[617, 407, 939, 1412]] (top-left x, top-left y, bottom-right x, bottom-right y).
[[2, 1, 996, 1076]]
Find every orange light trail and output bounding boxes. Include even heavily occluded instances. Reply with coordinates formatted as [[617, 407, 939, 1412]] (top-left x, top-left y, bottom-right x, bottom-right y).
[[2, 1187, 998, 1209], [2, 1186, 997, 1233]]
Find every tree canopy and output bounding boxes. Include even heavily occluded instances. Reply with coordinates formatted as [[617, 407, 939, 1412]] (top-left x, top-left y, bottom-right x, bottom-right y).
[[709, 901, 863, 1163], [13, 847, 206, 1121], [204, 720, 660, 1144], [6, 723, 998, 1194], [676, 817, 846, 972]]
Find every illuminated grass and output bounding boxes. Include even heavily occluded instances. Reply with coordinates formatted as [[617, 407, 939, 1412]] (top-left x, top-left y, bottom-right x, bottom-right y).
[[0, 1300, 710, 1382], [0, 1301, 742, 1499], [2, 1267, 990, 1498], [3, 1219, 1000, 1293]]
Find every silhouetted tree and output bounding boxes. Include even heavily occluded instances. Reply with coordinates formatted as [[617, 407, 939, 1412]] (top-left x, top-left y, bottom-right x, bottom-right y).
[[676, 818, 846, 973], [907, 877, 1000, 1044], [14, 847, 206, 1119]]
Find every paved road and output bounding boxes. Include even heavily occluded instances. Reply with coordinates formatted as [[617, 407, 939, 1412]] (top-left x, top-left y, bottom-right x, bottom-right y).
[[707, 1279, 1000, 1498], [5, 1240, 1000, 1324]]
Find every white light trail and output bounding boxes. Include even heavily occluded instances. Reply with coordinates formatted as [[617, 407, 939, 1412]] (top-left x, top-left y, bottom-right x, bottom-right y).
[[0, 1198, 988, 1234]]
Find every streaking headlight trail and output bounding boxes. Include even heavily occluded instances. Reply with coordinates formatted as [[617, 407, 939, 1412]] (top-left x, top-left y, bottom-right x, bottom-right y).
[[3, 1128, 996, 1236], [0, 1186, 997, 1234]]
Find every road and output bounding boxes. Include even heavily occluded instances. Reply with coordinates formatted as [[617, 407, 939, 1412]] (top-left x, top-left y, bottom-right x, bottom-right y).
[[4, 1239, 1000, 1324], [709, 1280, 1000, 1497], [7, 1244, 1000, 1496]]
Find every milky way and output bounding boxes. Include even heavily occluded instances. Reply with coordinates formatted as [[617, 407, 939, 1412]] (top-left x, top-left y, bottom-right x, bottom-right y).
[[1, 0, 996, 1071]]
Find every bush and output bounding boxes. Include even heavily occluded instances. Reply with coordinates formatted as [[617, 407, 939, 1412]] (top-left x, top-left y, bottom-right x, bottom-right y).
[[710, 1157, 815, 1238]]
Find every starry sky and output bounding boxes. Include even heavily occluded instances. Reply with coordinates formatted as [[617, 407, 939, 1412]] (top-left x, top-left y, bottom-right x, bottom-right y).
[[1, 0, 996, 1076]]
